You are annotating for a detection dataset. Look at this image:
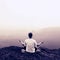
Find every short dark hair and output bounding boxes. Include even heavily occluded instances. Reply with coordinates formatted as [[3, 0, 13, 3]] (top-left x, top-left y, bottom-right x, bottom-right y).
[[28, 32, 33, 38]]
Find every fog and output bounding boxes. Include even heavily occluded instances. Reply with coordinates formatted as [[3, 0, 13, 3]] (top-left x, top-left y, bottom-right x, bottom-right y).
[[0, 0, 60, 48], [0, 27, 60, 49]]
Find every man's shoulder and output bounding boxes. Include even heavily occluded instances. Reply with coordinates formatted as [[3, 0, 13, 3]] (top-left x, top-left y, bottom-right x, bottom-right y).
[[25, 38, 36, 42], [30, 39, 36, 41], [32, 39, 36, 41], [25, 39, 29, 42]]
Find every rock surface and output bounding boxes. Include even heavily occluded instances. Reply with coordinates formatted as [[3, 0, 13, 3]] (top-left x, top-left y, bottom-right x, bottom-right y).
[[0, 46, 60, 60]]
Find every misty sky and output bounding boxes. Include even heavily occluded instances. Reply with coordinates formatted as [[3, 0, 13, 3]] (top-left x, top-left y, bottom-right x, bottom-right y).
[[0, 0, 60, 31], [0, 0, 60, 48]]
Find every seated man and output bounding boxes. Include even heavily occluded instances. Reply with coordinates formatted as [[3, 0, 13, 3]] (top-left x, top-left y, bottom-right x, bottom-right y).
[[19, 32, 44, 53]]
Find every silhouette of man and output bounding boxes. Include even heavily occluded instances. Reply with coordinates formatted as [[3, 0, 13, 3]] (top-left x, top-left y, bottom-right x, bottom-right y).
[[24, 32, 37, 53], [19, 32, 44, 60], [19, 32, 44, 53]]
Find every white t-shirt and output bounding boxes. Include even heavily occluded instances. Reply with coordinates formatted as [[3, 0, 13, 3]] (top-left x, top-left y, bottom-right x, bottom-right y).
[[24, 38, 37, 53]]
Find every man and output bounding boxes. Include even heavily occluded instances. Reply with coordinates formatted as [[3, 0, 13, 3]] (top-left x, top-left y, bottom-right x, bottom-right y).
[[19, 32, 44, 53]]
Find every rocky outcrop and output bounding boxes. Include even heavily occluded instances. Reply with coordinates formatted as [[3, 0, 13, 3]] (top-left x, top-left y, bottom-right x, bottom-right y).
[[0, 46, 60, 60]]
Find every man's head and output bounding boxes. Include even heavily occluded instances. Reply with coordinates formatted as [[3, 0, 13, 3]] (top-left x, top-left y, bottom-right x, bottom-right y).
[[28, 32, 33, 38]]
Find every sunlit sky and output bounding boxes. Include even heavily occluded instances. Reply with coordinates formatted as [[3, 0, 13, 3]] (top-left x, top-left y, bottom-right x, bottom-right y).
[[0, 0, 60, 31]]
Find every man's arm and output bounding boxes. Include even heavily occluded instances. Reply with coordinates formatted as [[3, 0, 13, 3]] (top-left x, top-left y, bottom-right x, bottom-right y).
[[34, 40, 37, 48], [18, 40, 24, 46], [38, 41, 44, 46], [34, 40, 38, 51]]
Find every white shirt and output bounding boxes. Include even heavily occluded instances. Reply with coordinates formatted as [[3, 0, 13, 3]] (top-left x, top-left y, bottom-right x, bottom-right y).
[[24, 38, 37, 53]]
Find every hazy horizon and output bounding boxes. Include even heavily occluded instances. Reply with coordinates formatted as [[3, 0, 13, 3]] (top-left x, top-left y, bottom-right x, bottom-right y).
[[0, 27, 60, 49], [0, 0, 60, 49]]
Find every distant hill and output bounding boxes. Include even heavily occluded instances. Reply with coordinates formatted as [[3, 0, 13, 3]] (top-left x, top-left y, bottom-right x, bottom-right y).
[[0, 46, 60, 60]]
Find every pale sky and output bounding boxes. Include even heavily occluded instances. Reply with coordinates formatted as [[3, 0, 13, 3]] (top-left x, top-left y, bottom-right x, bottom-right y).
[[0, 0, 60, 48], [0, 0, 60, 31]]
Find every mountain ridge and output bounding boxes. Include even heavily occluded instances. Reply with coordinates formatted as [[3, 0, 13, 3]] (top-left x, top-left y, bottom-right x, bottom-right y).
[[0, 46, 60, 60]]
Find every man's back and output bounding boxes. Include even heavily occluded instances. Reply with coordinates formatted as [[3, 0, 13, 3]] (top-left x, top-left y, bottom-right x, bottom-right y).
[[24, 39, 37, 53]]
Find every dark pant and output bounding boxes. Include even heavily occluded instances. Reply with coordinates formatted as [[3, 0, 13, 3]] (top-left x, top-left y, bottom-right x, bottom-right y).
[[24, 51, 40, 60]]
